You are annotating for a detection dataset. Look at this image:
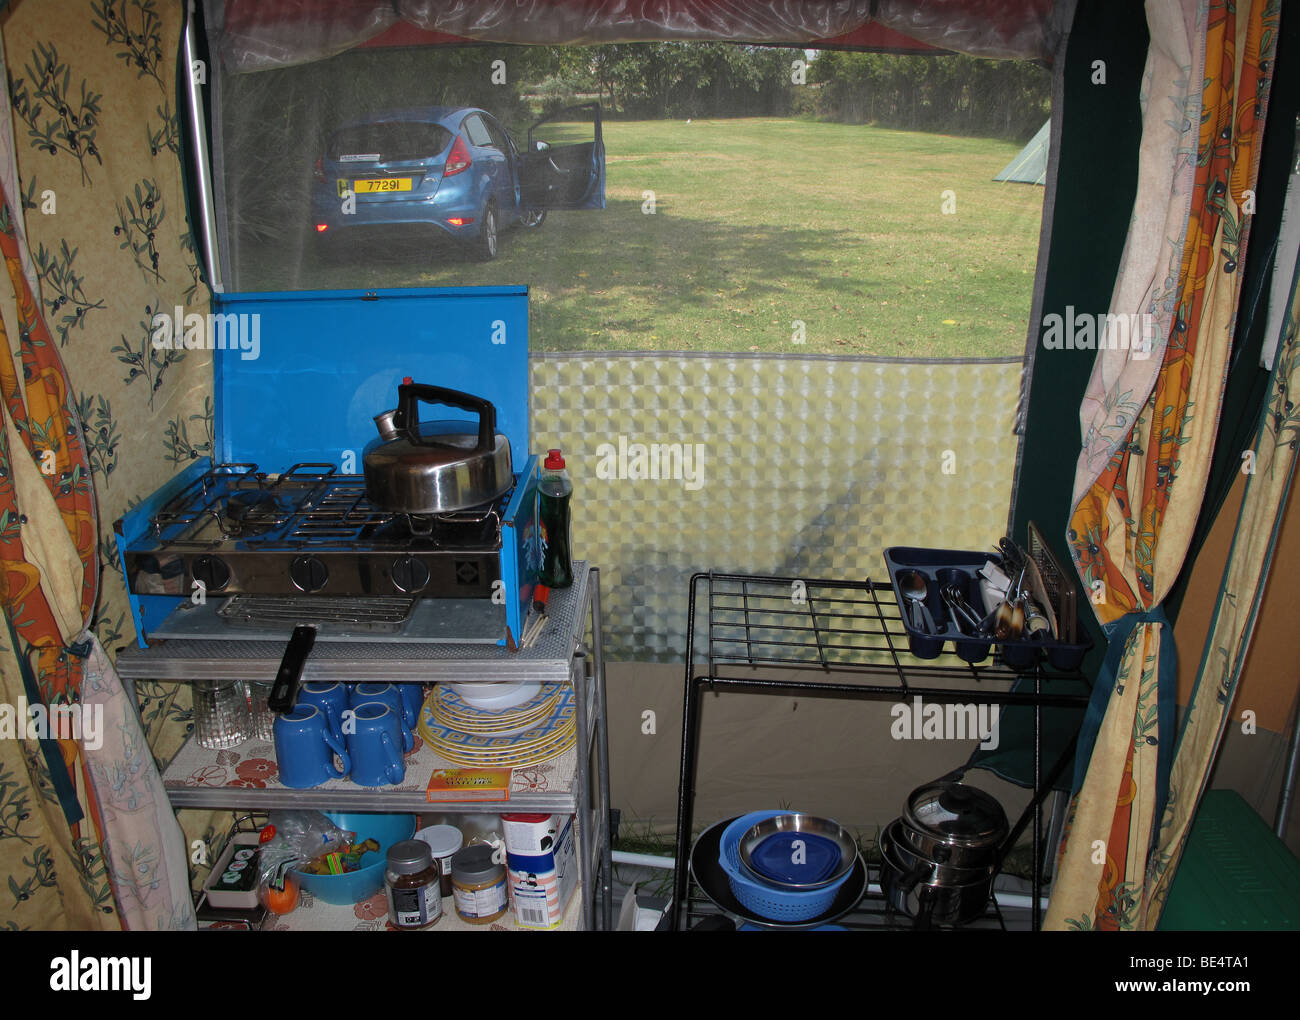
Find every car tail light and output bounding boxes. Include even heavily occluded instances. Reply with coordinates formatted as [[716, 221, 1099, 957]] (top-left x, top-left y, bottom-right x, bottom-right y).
[[444, 134, 471, 177], [446, 217, 474, 227], [315, 224, 328, 233], [313, 157, 325, 181]]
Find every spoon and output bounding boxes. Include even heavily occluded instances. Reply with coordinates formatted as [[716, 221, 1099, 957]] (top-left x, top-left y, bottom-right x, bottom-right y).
[[899, 571, 936, 634]]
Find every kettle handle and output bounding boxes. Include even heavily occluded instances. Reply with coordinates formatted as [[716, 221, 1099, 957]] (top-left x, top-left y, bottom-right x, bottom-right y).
[[395, 383, 495, 453]]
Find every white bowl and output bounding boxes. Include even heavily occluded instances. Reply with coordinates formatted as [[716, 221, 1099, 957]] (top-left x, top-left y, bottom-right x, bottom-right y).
[[448, 680, 541, 710]]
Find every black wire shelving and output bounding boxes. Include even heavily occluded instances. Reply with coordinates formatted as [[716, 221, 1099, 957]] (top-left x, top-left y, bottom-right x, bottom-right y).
[[670, 571, 1092, 932]]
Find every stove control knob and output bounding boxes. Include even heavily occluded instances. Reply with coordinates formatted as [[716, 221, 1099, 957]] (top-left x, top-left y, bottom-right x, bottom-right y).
[[290, 555, 329, 593], [191, 555, 231, 593], [391, 556, 430, 594]]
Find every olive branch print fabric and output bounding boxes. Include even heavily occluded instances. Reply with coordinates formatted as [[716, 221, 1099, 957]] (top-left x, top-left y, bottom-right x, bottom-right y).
[[1048, 0, 1278, 931], [1145, 249, 1300, 919], [0, 0, 211, 928]]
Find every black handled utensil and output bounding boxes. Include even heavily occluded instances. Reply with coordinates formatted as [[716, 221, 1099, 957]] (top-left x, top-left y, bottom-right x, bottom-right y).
[[267, 624, 317, 713]]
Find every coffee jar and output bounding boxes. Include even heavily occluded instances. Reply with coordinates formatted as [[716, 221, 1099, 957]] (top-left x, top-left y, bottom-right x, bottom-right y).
[[385, 839, 442, 930]]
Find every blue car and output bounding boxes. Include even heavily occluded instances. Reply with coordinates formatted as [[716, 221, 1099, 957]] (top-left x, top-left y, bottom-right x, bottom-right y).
[[310, 103, 605, 260]]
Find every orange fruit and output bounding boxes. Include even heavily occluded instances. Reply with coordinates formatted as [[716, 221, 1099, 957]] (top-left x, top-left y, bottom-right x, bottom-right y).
[[263, 876, 300, 915]]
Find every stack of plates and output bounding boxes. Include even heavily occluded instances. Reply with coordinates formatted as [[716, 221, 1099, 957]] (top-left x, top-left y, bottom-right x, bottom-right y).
[[418, 682, 576, 767]]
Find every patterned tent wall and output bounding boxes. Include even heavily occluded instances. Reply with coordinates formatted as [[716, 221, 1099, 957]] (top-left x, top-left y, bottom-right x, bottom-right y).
[[0, 0, 211, 925]]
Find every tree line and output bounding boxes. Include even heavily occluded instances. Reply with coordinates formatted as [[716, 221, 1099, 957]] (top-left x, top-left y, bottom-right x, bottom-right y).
[[531, 44, 1050, 142]]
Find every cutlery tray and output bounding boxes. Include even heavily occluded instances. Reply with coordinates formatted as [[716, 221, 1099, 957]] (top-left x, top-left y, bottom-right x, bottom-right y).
[[883, 546, 1091, 671]]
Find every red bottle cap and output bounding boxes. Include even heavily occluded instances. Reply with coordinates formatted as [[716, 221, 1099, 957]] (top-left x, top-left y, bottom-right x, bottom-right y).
[[544, 449, 565, 469]]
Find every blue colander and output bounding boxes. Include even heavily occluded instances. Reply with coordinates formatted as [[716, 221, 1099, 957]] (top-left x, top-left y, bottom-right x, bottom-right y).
[[718, 811, 853, 922]]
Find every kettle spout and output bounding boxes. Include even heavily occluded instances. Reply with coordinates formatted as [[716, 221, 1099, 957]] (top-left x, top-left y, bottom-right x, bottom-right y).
[[373, 409, 401, 441]]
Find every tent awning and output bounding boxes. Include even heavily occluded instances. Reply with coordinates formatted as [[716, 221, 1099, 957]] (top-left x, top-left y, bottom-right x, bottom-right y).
[[213, 0, 1061, 73]]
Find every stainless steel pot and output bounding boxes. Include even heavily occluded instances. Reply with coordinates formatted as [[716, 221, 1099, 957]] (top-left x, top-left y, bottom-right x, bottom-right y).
[[899, 779, 1008, 869], [882, 818, 994, 887], [363, 382, 513, 515], [879, 818, 995, 928]]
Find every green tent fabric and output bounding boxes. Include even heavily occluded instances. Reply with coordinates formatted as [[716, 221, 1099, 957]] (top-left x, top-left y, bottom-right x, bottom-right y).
[[973, 0, 1150, 790], [994, 119, 1050, 185]]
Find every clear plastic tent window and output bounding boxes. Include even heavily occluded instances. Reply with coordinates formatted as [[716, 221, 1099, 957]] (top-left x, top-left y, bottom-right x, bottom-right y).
[[198, 0, 1054, 658]]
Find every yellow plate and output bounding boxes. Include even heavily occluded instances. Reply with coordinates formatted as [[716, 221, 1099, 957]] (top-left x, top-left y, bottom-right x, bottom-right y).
[[352, 177, 412, 193]]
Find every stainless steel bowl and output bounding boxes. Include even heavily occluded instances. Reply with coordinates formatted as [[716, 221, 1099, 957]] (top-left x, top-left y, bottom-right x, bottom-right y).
[[737, 813, 857, 890]]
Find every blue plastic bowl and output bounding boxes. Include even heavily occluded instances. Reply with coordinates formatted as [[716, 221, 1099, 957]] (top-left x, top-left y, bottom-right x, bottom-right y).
[[291, 812, 416, 905]]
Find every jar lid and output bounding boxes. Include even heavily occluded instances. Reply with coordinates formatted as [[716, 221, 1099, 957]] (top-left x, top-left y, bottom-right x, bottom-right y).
[[452, 843, 503, 883], [416, 824, 464, 858], [387, 839, 433, 875]]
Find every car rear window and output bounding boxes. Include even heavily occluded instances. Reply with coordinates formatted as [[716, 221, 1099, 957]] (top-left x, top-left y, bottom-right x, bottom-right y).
[[462, 114, 492, 148], [326, 122, 452, 163]]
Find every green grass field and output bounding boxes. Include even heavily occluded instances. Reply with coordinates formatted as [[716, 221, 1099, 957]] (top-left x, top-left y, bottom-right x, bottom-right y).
[[250, 118, 1044, 356]]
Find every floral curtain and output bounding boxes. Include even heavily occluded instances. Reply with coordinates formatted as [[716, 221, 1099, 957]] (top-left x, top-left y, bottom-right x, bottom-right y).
[[1047, 0, 1278, 930], [0, 0, 205, 929], [1147, 249, 1300, 917]]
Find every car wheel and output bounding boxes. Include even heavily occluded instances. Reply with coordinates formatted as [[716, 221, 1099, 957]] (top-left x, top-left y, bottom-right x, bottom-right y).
[[471, 202, 499, 261], [519, 207, 546, 229]]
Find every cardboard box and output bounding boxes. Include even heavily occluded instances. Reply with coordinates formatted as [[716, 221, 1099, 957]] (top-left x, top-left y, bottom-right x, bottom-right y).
[[504, 814, 576, 929]]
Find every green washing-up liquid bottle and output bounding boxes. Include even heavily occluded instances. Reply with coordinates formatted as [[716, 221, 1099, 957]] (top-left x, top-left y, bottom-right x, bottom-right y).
[[539, 449, 573, 589]]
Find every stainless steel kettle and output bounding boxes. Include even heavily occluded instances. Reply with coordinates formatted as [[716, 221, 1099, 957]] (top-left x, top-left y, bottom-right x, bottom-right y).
[[363, 381, 513, 514]]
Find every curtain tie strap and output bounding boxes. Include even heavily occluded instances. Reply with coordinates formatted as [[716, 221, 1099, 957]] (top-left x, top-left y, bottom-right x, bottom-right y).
[[1072, 602, 1178, 841], [65, 639, 93, 660], [6, 613, 84, 828]]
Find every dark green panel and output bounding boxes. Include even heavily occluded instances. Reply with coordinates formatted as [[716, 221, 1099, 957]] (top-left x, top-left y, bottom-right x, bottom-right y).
[[1011, 0, 1148, 682]]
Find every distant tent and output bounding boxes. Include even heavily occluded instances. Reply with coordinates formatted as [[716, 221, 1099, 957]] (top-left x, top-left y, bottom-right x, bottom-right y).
[[994, 120, 1050, 185]]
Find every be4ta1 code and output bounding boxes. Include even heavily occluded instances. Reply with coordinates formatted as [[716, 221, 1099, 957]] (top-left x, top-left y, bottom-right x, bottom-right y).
[[1131, 957, 1248, 970]]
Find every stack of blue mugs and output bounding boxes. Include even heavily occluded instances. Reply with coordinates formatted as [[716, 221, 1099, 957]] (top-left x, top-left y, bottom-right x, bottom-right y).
[[273, 682, 424, 788]]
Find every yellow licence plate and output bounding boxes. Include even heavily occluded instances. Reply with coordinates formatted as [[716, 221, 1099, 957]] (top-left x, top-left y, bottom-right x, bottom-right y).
[[346, 177, 413, 194]]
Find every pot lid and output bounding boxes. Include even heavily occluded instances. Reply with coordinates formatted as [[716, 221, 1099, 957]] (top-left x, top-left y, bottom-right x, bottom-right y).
[[903, 781, 1008, 849]]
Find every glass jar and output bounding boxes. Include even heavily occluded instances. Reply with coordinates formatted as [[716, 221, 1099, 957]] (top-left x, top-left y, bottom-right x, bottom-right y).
[[451, 844, 508, 924], [385, 840, 442, 930]]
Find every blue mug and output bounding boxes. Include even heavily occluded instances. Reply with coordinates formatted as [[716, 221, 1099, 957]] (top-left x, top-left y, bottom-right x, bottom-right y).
[[274, 705, 350, 788], [351, 683, 414, 751], [346, 702, 407, 786], [397, 683, 425, 729], [298, 682, 349, 742]]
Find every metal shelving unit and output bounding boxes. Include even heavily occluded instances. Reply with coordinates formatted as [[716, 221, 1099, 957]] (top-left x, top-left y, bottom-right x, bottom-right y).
[[118, 564, 613, 931], [671, 571, 1091, 931]]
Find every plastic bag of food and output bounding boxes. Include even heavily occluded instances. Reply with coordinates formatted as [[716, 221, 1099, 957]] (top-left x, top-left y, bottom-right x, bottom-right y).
[[256, 811, 354, 913]]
